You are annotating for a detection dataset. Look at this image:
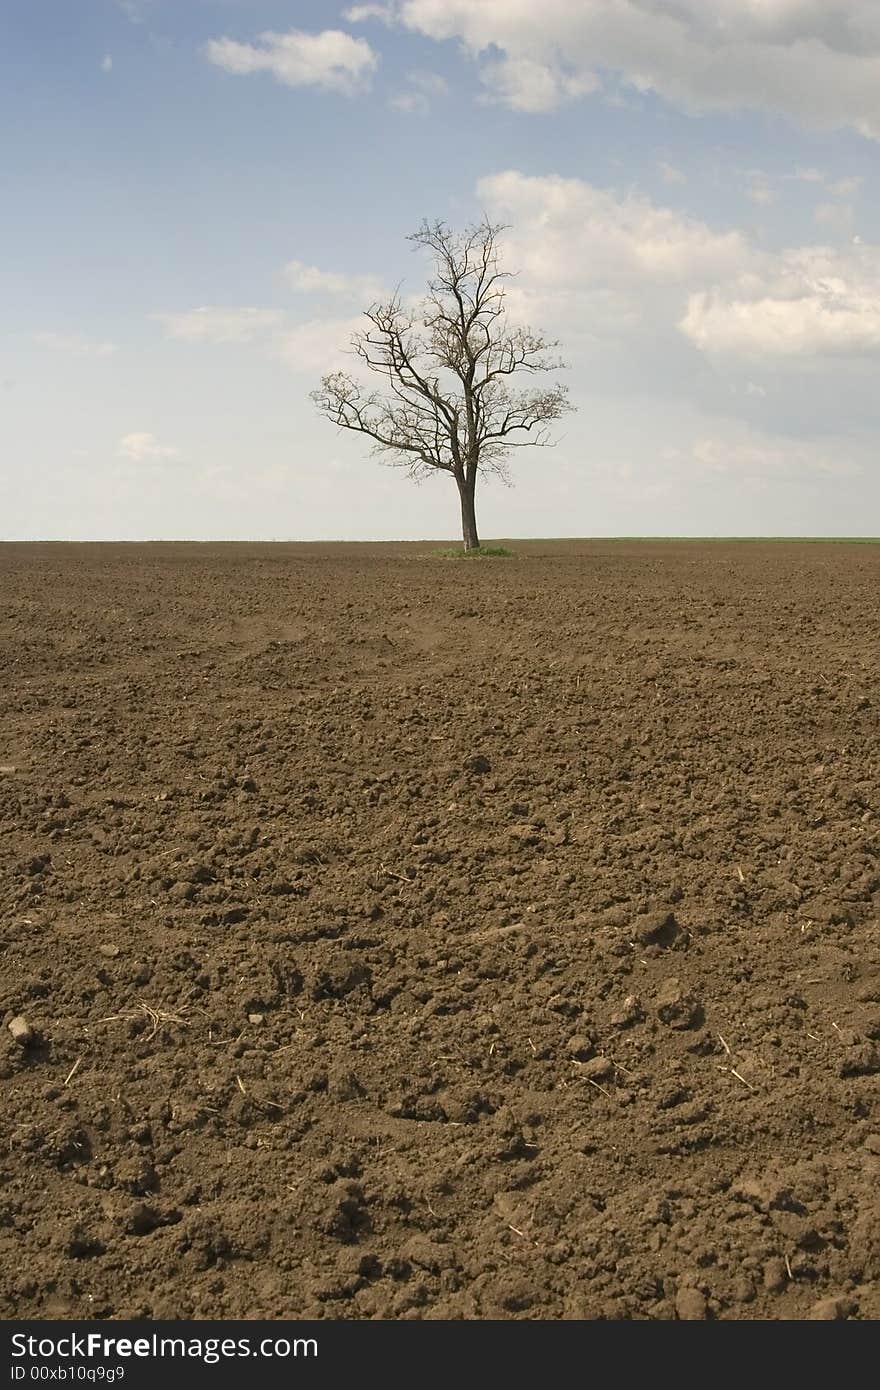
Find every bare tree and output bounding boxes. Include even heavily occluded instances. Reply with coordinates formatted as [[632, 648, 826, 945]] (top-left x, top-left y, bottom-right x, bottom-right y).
[[310, 218, 574, 551]]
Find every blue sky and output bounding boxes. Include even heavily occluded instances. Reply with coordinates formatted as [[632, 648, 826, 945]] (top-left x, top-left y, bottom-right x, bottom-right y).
[[3, 0, 880, 538]]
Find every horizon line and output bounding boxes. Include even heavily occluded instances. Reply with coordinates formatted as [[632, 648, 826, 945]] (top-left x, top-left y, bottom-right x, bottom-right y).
[[1, 536, 879, 546]]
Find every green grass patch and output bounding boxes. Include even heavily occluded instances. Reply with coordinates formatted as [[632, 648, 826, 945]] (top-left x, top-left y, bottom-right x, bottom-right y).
[[434, 544, 515, 558]]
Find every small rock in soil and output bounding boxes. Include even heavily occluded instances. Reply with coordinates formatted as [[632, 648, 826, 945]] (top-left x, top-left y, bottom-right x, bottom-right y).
[[633, 910, 681, 948], [808, 1295, 856, 1320], [579, 1056, 614, 1083], [8, 1016, 34, 1047], [125, 1204, 163, 1237], [566, 1034, 595, 1061], [465, 755, 491, 775], [329, 1068, 365, 1101], [675, 1286, 708, 1320], [610, 994, 644, 1028], [655, 978, 703, 1029], [731, 1275, 756, 1304], [400, 1235, 450, 1273], [839, 1042, 880, 1076]]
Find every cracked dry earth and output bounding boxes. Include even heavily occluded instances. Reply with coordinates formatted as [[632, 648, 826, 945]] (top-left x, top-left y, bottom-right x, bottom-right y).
[[1, 539, 879, 1322]]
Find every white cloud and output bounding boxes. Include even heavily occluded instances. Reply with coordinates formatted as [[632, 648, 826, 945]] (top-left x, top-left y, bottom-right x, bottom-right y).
[[157, 307, 283, 343], [278, 317, 364, 374], [33, 331, 117, 358], [472, 172, 761, 375], [204, 28, 378, 95], [283, 261, 385, 300], [101, 54, 113, 73], [344, 3, 395, 22], [480, 170, 749, 293], [118, 432, 179, 462], [393, 0, 880, 136], [479, 56, 598, 113], [389, 69, 448, 113], [389, 90, 426, 113], [681, 243, 880, 357], [477, 169, 880, 366]]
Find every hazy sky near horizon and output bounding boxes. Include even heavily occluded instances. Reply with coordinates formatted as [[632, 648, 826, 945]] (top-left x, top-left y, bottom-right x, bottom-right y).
[[4, 0, 880, 540]]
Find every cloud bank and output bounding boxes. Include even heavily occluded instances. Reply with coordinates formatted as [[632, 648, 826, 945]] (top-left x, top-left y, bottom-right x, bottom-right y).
[[379, 0, 880, 134], [204, 28, 378, 95]]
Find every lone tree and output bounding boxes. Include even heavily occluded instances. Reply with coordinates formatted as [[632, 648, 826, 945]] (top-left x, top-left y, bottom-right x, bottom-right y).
[[310, 219, 573, 551]]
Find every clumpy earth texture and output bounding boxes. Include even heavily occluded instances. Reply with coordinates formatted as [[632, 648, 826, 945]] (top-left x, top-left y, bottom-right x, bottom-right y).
[[1, 539, 878, 1320]]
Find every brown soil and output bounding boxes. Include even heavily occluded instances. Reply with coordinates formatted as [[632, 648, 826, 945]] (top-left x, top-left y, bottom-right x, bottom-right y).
[[1, 540, 878, 1322]]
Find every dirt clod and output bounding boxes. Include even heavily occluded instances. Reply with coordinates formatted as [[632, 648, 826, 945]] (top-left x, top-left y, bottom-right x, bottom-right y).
[[579, 1056, 614, 1083], [634, 911, 681, 948], [675, 1286, 708, 1320], [654, 978, 703, 1029], [8, 1016, 34, 1047], [762, 1258, 789, 1293], [808, 1296, 857, 1320], [566, 1033, 595, 1061]]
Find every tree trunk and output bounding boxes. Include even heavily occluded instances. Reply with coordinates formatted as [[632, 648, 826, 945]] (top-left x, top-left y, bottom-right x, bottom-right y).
[[458, 475, 480, 551]]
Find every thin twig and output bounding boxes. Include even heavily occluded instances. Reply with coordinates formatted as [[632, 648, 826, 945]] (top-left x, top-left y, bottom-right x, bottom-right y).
[[379, 863, 413, 884], [95, 1001, 189, 1041], [719, 1065, 756, 1091], [586, 1078, 612, 1098], [63, 1056, 83, 1086]]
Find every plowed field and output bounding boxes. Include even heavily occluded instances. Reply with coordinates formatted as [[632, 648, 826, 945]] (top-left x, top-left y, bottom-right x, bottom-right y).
[[1, 540, 878, 1320]]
